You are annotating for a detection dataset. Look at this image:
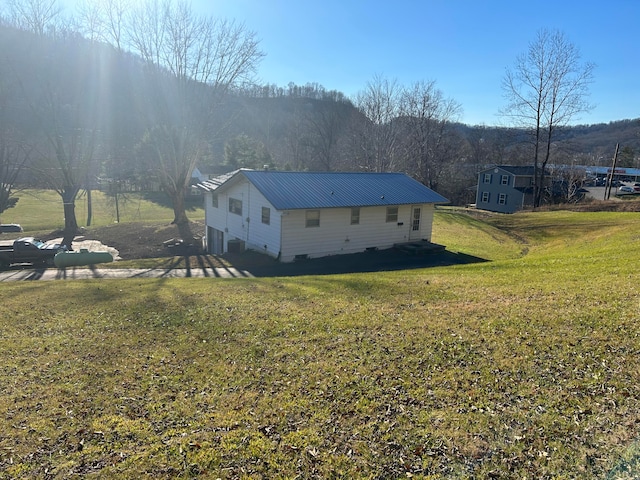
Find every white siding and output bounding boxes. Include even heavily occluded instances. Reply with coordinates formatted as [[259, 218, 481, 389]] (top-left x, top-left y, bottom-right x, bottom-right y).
[[204, 179, 281, 256], [204, 176, 438, 262], [279, 204, 435, 262], [245, 186, 281, 257]]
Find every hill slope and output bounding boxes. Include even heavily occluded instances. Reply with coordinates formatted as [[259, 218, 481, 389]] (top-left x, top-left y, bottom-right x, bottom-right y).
[[1, 210, 639, 478]]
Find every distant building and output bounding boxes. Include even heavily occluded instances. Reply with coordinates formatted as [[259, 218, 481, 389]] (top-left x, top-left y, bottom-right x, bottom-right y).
[[198, 169, 449, 262], [476, 166, 544, 213]]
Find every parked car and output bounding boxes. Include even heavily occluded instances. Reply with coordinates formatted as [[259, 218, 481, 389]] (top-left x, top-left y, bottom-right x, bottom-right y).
[[0, 224, 23, 233], [617, 186, 635, 195]]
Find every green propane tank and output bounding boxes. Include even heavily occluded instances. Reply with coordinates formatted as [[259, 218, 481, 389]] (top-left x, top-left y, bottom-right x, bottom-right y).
[[54, 249, 113, 268]]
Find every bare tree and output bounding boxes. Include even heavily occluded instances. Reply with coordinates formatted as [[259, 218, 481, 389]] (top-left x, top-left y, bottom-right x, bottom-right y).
[[72, 0, 103, 42], [73, 0, 126, 48], [124, 0, 263, 243], [0, 131, 32, 217], [10, 29, 103, 249], [502, 29, 595, 207], [5, 0, 63, 35], [303, 100, 350, 171], [30, 89, 97, 248], [353, 75, 402, 172], [398, 80, 462, 190]]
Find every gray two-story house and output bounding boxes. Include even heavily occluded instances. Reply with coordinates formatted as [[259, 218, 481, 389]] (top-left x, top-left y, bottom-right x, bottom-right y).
[[476, 166, 541, 213]]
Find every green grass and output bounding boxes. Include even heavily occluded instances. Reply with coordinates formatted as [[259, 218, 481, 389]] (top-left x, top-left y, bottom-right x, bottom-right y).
[[1, 210, 640, 478], [1, 189, 204, 231]]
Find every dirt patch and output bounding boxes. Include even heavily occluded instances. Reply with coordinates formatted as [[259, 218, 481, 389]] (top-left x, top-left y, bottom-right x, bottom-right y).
[[44, 221, 207, 261]]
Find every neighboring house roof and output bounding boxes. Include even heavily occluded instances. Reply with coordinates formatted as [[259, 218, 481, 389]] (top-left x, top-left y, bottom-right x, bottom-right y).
[[197, 169, 242, 190], [199, 170, 449, 210], [499, 166, 536, 176], [482, 165, 548, 176]]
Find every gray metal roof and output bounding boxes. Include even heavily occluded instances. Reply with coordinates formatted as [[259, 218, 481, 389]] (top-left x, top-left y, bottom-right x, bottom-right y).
[[221, 170, 450, 210], [481, 165, 546, 176], [196, 169, 242, 191]]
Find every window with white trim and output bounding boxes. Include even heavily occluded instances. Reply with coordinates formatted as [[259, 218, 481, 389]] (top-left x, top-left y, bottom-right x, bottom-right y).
[[305, 210, 320, 228], [386, 206, 398, 223], [483, 173, 492, 184], [481, 192, 490, 203], [498, 193, 507, 205], [350, 207, 360, 225], [211, 193, 218, 208], [229, 198, 242, 215], [501, 175, 509, 185], [261, 207, 270, 224]]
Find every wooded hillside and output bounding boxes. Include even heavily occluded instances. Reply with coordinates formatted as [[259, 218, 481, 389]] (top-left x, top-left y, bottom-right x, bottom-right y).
[[1, 21, 638, 213]]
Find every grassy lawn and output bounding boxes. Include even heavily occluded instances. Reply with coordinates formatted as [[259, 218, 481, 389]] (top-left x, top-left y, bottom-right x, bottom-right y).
[[1, 189, 204, 232], [1, 210, 639, 478]]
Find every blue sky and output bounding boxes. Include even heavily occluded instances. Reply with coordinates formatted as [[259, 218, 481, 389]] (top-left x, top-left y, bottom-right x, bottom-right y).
[[65, 0, 639, 126]]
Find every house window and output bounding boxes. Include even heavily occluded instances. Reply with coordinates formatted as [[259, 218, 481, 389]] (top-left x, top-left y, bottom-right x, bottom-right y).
[[481, 192, 490, 203], [499, 193, 507, 205], [386, 206, 398, 223], [305, 210, 320, 228], [261, 207, 270, 225], [483, 173, 492, 184], [229, 197, 242, 215], [211, 193, 218, 208], [350, 207, 360, 225], [501, 175, 509, 185]]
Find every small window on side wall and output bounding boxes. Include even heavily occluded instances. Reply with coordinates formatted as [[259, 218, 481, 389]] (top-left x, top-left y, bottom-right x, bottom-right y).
[[351, 207, 360, 225], [481, 192, 490, 203], [261, 207, 270, 224], [229, 197, 242, 215], [305, 210, 320, 228], [211, 193, 218, 208], [386, 206, 398, 223]]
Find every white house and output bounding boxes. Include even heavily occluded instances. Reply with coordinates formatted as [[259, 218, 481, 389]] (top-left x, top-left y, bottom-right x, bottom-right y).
[[198, 170, 449, 262]]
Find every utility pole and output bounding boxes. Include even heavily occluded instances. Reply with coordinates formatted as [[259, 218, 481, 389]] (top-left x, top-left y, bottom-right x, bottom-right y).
[[604, 144, 619, 200]]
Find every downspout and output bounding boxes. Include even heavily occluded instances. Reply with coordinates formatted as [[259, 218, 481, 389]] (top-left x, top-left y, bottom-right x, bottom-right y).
[[204, 192, 209, 252], [278, 211, 285, 261], [246, 183, 251, 244]]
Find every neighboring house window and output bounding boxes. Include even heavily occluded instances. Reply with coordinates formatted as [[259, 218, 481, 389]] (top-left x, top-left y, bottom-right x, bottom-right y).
[[501, 175, 509, 185], [261, 207, 270, 225], [351, 207, 360, 225], [499, 193, 507, 205], [386, 206, 398, 223], [211, 193, 218, 208], [306, 210, 320, 228], [481, 192, 490, 203], [483, 173, 492, 184], [229, 198, 242, 215]]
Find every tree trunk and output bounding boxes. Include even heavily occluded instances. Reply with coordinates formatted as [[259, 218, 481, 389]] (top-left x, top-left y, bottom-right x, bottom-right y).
[[170, 190, 195, 244], [62, 188, 79, 250], [86, 189, 92, 226], [171, 189, 189, 225]]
